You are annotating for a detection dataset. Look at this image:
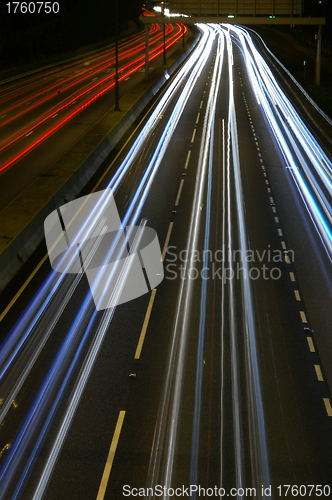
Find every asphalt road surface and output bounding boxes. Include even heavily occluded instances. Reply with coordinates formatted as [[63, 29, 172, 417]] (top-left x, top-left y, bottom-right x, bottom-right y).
[[0, 24, 332, 500]]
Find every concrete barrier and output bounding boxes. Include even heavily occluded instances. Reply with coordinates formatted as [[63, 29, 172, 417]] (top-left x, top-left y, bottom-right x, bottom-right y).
[[0, 29, 201, 292]]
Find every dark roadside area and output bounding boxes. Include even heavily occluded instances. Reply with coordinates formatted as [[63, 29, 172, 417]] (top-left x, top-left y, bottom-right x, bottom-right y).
[[0, 20, 142, 83], [248, 25, 332, 146]]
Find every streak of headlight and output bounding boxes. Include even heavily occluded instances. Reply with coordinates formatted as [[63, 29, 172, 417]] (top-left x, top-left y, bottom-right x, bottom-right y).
[[0, 25, 205, 391], [225, 26, 271, 498], [229, 25, 332, 262], [246, 27, 332, 127], [189, 25, 224, 496], [225, 30, 245, 500], [145, 25, 216, 500]]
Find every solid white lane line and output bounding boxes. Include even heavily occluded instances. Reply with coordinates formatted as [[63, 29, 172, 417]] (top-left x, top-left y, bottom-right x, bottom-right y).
[[161, 222, 174, 261], [135, 289, 157, 359], [175, 179, 185, 206], [96, 411, 126, 500]]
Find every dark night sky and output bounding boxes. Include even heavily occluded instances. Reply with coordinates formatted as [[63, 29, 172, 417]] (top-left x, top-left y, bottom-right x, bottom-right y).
[[0, 0, 331, 70], [0, 0, 144, 68]]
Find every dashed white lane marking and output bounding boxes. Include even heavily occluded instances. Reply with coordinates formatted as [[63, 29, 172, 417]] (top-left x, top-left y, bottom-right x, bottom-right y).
[[175, 179, 185, 206], [135, 289, 157, 359], [278, 229, 283, 236], [300, 311, 307, 323], [314, 365, 324, 381], [285, 255, 291, 264], [184, 150, 191, 169], [289, 272, 295, 281], [294, 290, 301, 301], [323, 398, 332, 417], [96, 411, 126, 500], [161, 222, 174, 262], [274, 216, 279, 223], [191, 129, 197, 143], [281, 241, 286, 250]]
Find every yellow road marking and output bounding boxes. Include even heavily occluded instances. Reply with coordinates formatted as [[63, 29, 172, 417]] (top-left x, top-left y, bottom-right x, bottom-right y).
[[314, 365, 324, 381], [161, 222, 174, 262], [96, 411, 126, 500], [294, 290, 301, 301], [289, 272, 295, 282], [175, 179, 185, 207], [0, 255, 48, 323], [135, 289, 157, 359], [184, 150, 191, 170], [300, 311, 307, 323], [307, 337, 315, 352], [323, 398, 332, 417]]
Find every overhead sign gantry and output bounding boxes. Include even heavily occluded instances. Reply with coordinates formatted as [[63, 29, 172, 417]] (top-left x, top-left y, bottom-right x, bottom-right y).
[[140, 0, 325, 84]]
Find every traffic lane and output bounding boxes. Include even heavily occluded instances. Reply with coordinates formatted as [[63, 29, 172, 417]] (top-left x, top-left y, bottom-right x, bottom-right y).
[[0, 25, 202, 345], [233, 42, 332, 487], [235, 37, 332, 394], [0, 32, 215, 500], [37, 36, 217, 500], [0, 32, 198, 450], [0, 34, 188, 212]]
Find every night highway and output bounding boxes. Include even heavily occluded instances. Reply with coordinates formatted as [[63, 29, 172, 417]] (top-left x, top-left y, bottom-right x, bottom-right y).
[[1, 16, 332, 500], [0, 19, 186, 211]]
